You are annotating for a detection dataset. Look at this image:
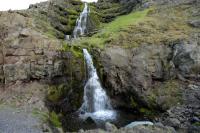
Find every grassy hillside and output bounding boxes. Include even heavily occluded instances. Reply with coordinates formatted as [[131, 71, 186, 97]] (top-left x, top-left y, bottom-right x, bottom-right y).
[[71, 8, 150, 49], [69, 1, 198, 50]]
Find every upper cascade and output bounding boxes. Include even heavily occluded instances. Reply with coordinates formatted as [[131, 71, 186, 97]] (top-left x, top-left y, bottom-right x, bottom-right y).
[[73, 3, 90, 38]]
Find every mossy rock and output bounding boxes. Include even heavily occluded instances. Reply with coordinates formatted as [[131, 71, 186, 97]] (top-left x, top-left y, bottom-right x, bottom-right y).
[[130, 96, 138, 109], [58, 16, 68, 25], [147, 80, 183, 111], [89, 12, 101, 28], [139, 108, 156, 117], [193, 122, 200, 127], [47, 84, 71, 103], [66, 9, 79, 15], [55, 31, 65, 39]]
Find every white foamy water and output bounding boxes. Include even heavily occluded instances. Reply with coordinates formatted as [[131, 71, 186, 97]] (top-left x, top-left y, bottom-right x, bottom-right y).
[[80, 49, 116, 121], [73, 3, 89, 38], [81, 0, 98, 3], [80, 110, 117, 121]]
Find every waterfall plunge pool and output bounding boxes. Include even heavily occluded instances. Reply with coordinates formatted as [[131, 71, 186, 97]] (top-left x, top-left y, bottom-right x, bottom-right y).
[[61, 109, 147, 132], [60, 49, 149, 132]]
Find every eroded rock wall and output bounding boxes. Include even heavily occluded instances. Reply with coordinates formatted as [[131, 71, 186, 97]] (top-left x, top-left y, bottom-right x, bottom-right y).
[[0, 11, 85, 86]]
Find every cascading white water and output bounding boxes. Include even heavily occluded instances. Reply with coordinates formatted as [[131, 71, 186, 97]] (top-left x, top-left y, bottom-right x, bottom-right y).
[[80, 49, 116, 121], [72, 2, 116, 121], [73, 3, 89, 38]]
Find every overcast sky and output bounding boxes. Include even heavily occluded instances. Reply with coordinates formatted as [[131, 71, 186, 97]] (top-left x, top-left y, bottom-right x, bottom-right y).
[[0, 0, 98, 11]]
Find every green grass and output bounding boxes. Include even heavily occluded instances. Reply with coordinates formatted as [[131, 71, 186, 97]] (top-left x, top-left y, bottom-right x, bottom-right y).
[[49, 111, 62, 127], [102, 8, 150, 34], [34, 15, 58, 39], [72, 8, 151, 49], [32, 108, 49, 122], [72, 2, 196, 49], [61, 41, 83, 57], [66, 9, 79, 15]]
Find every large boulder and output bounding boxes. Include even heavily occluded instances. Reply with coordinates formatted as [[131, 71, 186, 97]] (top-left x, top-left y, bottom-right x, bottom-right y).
[[97, 44, 175, 109], [172, 42, 200, 80], [189, 20, 200, 28]]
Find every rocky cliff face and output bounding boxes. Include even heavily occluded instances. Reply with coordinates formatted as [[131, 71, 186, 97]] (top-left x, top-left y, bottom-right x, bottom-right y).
[[0, 0, 200, 132], [0, 11, 65, 83], [0, 0, 92, 85], [0, 9, 85, 114], [98, 41, 200, 109]]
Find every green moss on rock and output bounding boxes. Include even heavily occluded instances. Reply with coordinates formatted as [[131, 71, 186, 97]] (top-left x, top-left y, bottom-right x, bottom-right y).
[[66, 9, 79, 15], [47, 84, 70, 103], [139, 108, 156, 117], [49, 111, 62, 127], [193, 122, 200, 127], [130, 97, 138, 109], [147, 80, 183, 111]]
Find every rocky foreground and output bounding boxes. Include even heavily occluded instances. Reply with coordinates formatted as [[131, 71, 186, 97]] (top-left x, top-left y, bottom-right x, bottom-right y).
[[0, 0, 200, 133], [0, 106, 43, 133], [78, 122, 176, 133]]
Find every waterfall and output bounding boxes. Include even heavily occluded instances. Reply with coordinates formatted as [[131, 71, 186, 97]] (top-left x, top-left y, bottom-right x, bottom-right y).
[[73, 3, 89, 38], [72, 2, 116, 121], [80, 49, 116, 121]]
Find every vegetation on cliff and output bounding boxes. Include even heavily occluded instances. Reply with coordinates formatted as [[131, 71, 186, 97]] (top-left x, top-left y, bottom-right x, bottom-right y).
[[72, 1, 199, 50], [0, 0, 200, 132]]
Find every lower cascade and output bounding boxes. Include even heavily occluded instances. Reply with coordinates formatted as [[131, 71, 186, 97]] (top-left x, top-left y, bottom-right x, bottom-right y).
[[79, 49, 116, 121]]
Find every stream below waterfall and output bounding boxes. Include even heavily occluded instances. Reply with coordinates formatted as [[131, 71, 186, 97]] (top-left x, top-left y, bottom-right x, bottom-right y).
[[62, 110, 147, 132]]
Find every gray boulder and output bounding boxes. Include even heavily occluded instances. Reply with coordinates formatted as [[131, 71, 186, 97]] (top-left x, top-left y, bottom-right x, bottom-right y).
[[189, 20, 200, 28], [125, 121, 154, 128]]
